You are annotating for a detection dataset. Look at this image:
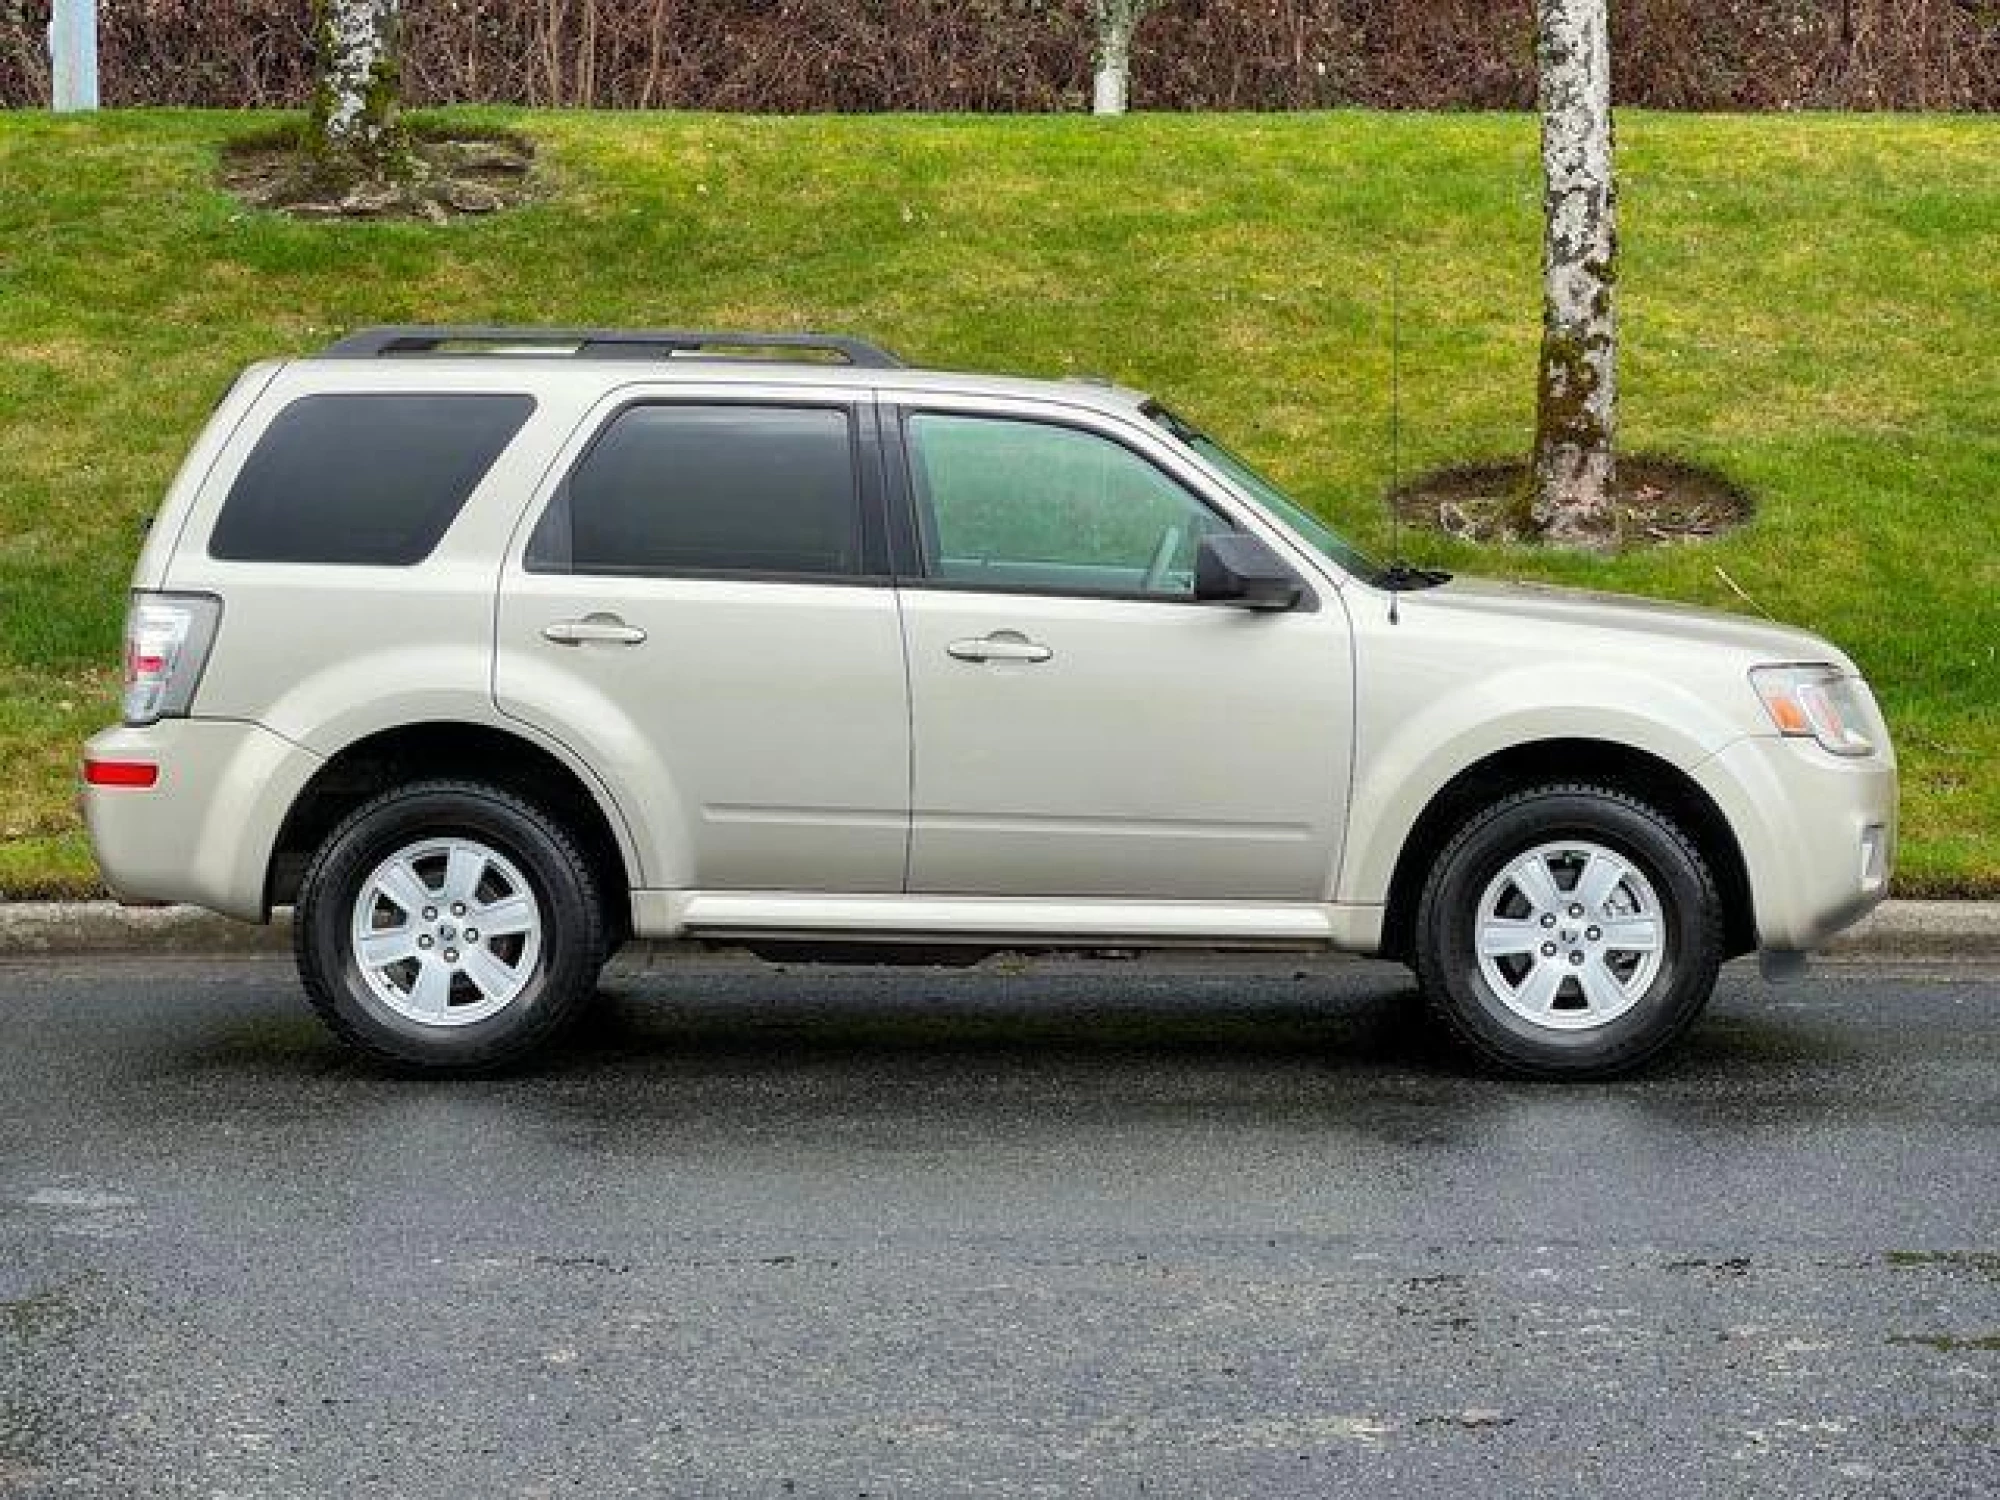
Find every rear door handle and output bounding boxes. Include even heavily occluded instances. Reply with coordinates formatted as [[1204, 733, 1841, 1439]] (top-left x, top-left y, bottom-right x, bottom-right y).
[[946, 632, 1053, 664], [542, 614, 647, 647]]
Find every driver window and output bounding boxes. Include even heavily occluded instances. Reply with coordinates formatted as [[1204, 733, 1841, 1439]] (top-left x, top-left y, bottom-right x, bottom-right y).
[[906, 411, 1232, 597]]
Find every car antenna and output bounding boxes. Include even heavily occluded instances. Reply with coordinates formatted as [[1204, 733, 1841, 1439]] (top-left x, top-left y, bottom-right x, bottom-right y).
[[1380, 236, 1449, 621], [1713, 563, 1777, 622], [1387, 246, 1404, 624]]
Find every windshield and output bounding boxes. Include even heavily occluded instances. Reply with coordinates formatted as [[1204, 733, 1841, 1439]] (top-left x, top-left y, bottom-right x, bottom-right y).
[[1145, 403, 1388, 586]]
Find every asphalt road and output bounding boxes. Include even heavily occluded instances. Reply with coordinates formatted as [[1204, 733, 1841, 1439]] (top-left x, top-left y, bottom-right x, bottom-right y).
[[1, 950, 1996, 1498]]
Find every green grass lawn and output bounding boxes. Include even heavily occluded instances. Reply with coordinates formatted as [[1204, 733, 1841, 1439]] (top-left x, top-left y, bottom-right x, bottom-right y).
[[0, 109, 1994, 897]]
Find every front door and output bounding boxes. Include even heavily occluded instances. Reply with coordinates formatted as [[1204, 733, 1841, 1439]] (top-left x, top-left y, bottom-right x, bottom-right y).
[[889, 403, 1352, 900], [495, 393, 908, 893]]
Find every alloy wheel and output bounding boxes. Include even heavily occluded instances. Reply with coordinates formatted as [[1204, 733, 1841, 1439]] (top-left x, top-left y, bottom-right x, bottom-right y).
[[1472, 839, 1666, 1031]]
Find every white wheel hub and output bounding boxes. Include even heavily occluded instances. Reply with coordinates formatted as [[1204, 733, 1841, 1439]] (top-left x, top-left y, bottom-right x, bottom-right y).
[[349, 836, 543, 1027], [1473, 840, 1666, 1031]]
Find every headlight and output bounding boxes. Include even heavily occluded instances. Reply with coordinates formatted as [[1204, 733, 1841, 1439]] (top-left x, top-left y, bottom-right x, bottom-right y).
[[1750, 664, 1877, 757]]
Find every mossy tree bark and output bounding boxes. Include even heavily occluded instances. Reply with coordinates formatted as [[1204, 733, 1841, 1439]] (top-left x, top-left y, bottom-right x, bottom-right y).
[[304, 0, 409, 180], [1531, 0, 1619, 549], [1092, 0, 1152, 116]]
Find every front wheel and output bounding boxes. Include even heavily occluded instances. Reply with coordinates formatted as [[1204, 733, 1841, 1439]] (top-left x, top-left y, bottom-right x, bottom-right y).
[[1412, 783, 1723, 1078], [295, 780, 607, 1073]]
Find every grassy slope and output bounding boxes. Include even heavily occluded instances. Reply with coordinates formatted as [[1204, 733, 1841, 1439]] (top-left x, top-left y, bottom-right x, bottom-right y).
[[0, 109, 1993, 896]]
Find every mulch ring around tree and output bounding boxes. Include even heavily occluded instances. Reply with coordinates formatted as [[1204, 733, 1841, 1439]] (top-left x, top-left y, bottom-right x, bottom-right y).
[[1391, 455, 1754, 548], [220, 128, 536, 222]]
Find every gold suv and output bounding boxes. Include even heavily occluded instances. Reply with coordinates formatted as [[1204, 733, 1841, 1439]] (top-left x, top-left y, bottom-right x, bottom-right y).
[[85, 327, 1897, 1076]]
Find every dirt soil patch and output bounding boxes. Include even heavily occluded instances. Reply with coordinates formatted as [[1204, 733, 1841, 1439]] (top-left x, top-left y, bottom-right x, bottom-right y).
[[220, 129, 536, 222], [1391, 456, 1754, 548]]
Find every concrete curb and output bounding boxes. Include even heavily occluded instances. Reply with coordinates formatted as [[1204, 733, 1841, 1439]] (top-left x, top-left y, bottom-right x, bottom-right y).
[[0, 902, 294, 956], [1821, 899, 2000, 960], [1, 899, 1996, 962]]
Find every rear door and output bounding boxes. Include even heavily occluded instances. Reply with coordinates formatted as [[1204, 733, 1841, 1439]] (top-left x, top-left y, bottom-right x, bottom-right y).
[[494, 387, 909, 893]]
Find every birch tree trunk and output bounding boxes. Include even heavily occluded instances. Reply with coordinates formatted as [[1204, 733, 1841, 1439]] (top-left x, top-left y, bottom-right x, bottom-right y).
[[1531, 0, 1619, 548], [1092, 0, 1145, 116], [306, 0, 407, 176]]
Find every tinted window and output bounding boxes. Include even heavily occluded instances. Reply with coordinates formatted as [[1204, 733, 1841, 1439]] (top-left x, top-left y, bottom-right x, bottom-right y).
[[210, 394, 533, 565], [530, 405, 859, 577], [906, 413, 1232, 597]]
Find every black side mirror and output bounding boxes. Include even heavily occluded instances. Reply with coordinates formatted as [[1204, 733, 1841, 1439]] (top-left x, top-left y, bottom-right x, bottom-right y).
[[1194, 533, 1304, 611]]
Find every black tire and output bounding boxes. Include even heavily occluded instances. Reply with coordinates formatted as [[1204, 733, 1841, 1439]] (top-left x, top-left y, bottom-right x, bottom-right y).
[[295, 779, 607, 1073], [1412, 783, 1723, 1079]]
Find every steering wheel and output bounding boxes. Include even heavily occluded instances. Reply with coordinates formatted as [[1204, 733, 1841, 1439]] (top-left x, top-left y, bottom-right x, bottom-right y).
[[1141, 525, 1183, 593]]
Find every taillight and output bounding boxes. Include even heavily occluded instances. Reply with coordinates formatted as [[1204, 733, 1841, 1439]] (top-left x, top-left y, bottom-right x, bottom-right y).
[[121, 593, 221, 726]]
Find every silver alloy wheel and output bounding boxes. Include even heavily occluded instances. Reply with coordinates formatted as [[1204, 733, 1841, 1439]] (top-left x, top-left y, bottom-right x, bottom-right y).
[[349, 836, 543, 1027], [1473, 840, 1666, 1031]]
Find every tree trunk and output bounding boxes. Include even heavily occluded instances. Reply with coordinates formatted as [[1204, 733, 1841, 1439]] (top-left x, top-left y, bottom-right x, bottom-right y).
[[306, 0, 407, 177], [1531, 0, 1618, 548], [1092, 1, 1141, 116]]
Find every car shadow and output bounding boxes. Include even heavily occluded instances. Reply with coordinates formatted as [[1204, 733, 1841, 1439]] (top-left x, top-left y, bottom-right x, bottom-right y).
[[137, 957, 1879, 1149]]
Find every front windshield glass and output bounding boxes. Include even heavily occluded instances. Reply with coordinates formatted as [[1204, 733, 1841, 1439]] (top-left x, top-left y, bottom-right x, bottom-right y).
[[1145, 403, 1386, 586]]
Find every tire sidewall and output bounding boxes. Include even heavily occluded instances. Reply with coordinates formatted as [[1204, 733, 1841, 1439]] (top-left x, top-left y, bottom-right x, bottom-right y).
[[1418, 790, 1721, 1076], [300, 787, 597, 1070]]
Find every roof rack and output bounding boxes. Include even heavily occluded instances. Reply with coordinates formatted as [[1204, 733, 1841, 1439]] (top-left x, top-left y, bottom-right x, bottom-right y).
[[317, 326, 905, 369]]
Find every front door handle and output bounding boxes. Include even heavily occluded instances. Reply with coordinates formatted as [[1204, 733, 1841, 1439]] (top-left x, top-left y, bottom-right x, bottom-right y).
[[542, 614, 647, 647], [946, 631, 1053, 665]]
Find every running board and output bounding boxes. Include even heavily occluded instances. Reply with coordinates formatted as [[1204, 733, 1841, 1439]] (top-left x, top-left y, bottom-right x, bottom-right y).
[[631, 891, 1383, 951]]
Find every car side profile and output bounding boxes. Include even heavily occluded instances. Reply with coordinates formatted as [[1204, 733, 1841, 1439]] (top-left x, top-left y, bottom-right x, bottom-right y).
[[83, 327, 1897, 1077]]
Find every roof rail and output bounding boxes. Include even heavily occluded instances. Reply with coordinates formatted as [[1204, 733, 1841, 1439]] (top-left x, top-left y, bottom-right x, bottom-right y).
[[317, 326, 905, 369]]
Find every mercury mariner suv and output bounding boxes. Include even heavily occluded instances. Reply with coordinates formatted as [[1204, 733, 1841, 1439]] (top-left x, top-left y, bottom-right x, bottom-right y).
[[83, 327, 1897, 1076]]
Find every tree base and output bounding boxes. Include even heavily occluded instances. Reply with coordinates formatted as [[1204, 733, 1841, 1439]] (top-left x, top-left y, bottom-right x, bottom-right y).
[[1391, 456, 1751, 551], [221, 127, 534, 222]]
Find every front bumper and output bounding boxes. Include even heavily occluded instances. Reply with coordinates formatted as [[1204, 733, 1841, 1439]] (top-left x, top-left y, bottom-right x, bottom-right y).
[[83, 719, 323, 921], [1692, 733, 1897, 954]]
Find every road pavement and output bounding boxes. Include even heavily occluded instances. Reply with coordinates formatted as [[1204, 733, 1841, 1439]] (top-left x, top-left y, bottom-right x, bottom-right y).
[[2, 951, 1996, 1497]]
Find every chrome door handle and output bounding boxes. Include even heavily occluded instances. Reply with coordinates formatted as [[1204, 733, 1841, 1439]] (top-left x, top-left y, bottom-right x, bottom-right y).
[[542, 615, 647, 647], [947, 632, 1053, 664]]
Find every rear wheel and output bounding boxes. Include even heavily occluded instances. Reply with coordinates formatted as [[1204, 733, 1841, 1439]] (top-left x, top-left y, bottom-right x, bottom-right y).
[[1412, 783, 1723, 1078], [295, 780, 607, 1072]]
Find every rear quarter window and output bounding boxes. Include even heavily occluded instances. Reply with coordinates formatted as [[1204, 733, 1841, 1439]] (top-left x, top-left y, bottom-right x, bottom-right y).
[[209, 393, 534, 565]]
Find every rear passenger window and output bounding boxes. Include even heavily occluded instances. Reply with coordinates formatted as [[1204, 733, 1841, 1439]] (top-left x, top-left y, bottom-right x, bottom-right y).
[[210, 394, 533, 565], [527, 404, 860, 578]]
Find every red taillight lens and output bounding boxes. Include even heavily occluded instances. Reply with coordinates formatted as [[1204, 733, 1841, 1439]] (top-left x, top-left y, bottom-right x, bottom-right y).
[[83, 759, 159, 788]]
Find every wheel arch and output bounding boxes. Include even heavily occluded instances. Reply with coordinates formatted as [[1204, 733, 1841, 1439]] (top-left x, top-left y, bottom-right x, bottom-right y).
[[1376, 738, 1755, 964], [265, 721, 636, 933]]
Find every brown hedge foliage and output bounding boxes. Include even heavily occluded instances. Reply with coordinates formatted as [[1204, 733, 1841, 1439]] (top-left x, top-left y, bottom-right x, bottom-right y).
[[3, 0, 1996, 111]]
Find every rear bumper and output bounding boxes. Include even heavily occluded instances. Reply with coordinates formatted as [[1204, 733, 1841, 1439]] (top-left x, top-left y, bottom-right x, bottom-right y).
[[83, 719, 323, 921], [1692, 734, 1896, 954]]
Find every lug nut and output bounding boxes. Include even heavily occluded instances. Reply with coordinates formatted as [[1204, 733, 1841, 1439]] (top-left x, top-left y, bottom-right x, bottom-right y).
[[1568, 951, 1584, 965], [464, 928, 479, 942], [1568, 903, 1584, 918], [452, 903, 466, 917], [444, 948, 459, 963], [1586, 926, 1602, 942], [418, 935, 433, 949], [1541, 942, 1558, 957], [1540, 913, 1557, 929], [422, 906, 437, 921]]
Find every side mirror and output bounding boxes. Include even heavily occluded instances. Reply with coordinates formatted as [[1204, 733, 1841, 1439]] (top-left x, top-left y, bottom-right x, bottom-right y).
[[1194, 533, 1304, 611]]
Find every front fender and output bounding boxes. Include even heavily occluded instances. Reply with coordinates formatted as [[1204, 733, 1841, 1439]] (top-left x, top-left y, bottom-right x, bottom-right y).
[[1336, 663, 1745, 908]]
